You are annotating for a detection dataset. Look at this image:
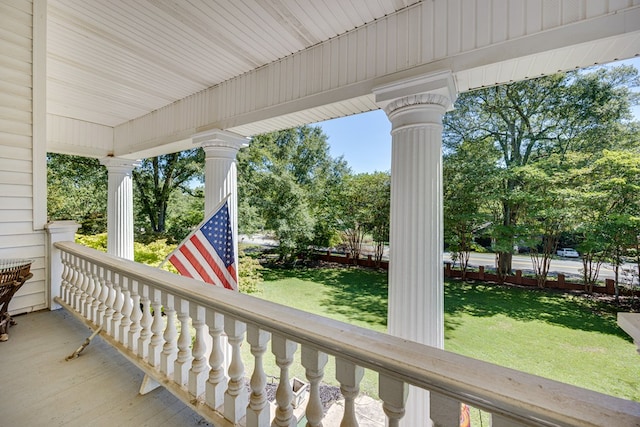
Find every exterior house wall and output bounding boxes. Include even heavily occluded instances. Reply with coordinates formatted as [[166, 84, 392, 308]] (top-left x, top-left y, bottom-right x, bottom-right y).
[[0, 0, 47, 314]]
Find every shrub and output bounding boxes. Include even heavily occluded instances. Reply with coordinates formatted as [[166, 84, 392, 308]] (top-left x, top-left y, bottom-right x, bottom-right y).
[[238, 250, 263, 294], [134, 239, 176, 268], [75, 234, 260, 290], [75, 233, 107, 252]]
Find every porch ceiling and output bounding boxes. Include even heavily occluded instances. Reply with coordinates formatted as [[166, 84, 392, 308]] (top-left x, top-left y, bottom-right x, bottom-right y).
[[44, 1, 640, 159], [47, 0, 419, 128]]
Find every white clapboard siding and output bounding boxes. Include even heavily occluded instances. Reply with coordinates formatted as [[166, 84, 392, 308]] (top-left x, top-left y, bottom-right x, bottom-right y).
[[0, 0, 47, 315]]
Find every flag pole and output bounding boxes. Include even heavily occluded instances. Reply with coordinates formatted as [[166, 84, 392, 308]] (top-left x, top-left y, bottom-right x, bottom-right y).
[[158, 193, 232, 269]]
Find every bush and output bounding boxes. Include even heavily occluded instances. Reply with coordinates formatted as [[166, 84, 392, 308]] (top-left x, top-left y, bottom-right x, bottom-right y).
[[75, 233, 107, 252], [134, 239, 176, 268], [75, 234, 261, 290], [238, 250, 263, 294]]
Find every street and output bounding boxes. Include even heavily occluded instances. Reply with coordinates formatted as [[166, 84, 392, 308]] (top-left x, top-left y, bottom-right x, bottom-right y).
[[444, 252, 636, 281], [241, 234, 636, 282]]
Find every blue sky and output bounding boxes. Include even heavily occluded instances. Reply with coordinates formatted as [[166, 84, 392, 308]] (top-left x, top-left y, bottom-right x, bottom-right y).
[[316, 57, 640, 174]]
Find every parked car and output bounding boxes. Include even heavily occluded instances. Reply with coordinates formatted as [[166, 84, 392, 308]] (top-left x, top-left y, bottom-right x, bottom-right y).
[[557, 248, 580, 258]]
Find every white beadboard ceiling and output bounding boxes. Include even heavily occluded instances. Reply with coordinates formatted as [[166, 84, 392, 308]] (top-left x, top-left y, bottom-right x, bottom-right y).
[[47, 0, 420, 128], [45, 0, 640, 154]]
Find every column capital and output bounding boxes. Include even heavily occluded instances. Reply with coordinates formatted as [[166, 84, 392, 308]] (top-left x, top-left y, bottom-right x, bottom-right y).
[[99, 157, 141, 173], [373, 70, 458, 114], [193, 129, 249, 151]]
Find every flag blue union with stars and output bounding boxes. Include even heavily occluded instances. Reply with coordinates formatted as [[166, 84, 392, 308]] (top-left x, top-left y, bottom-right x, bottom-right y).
[[203, 203, 234, 268], [168, 199, 238, 290]]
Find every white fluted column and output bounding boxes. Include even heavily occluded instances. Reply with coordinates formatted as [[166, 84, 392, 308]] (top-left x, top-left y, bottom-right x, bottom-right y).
[[100, 157, 140, 260], [374, 71, 457, 427], [193, 129, 248, 265]]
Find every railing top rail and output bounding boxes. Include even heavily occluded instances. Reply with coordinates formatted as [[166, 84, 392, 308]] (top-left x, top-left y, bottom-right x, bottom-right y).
[[55, 241, 640, 427]]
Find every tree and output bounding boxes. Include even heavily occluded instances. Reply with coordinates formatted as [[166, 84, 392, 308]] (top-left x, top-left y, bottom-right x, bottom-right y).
[[367, 172, 391, 267], [337, 172, 390, 265], [163, 186, 204, 243], [133, 149, 204, 236], [519, 164, 567, 288], [443, 139, 499, 278], [443, 65, 639, 276], [578, 150, 640, 301], [47, 153, 107, 234], [237, 126, 349, 260]]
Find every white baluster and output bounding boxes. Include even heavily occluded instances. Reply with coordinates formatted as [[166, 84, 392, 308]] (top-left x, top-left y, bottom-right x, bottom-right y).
[[88, 263, 100, 322], [301, 346, 328, 427], [206, 309, 226, 411], [189, 304, 209, 398], [224, 318, 247, 424], [78, 259, 90, 317], [161, 294, 178, 377], [148, 290, 164, 367], [96, 266, 110, 327], [71, 256, 83, 311], [174, 298, 193, 387], [272, 334, 297, 427], [246, 324, 271, 426], [127, 280, 142, 353], [75, 258, 86, 313], [336, 359, 364, 427], [430, 392, 460, 427], [103, 270, 116, 334], [118, 277, 132, 347], [379, 375, 408, 427], [110, 273, 125, 341], [84, 263, 96, 322], [60, 252, 71, 303], [137, 284, 152, 360]]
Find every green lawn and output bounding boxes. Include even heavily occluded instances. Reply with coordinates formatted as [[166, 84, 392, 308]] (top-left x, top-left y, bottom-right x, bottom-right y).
[[251, 265, 640, 404]]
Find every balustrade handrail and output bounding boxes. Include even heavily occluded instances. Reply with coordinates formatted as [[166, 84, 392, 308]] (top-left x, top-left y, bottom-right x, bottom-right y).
[[54, 241, 640, 427]]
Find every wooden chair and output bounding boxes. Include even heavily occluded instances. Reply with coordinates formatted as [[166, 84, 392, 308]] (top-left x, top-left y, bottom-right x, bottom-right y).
[[0, 260, 33, 342]]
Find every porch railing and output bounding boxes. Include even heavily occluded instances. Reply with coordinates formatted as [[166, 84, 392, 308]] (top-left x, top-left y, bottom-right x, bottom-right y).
[[53, 241, 640, 427]]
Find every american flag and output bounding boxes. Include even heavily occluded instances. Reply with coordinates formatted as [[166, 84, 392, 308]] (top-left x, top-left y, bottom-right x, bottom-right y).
[[167, 199, 237, 290]]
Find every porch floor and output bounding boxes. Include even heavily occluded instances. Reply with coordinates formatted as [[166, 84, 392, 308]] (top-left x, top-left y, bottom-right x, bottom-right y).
[[0, 309, 212, 427]]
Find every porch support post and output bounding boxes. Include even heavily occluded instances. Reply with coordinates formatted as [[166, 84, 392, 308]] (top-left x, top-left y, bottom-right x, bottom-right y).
[[374, 71, 457, 427], [193, 129, 248, 262], [45, 220, 80, 310], [100, 157, 140, 260]]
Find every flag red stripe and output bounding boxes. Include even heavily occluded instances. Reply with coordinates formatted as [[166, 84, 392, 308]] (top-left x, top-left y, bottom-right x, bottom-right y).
[[165, 199, 237, 291], [227, 264, 237, 282], [190, 235, 235, 289], [168, 254, 192, 278], [179, 243, 214, 284]]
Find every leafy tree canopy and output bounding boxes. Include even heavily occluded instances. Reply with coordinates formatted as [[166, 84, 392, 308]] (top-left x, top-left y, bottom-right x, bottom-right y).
[[47, 153, 107, 234], [133, 149, 204, 237], [443, 65, 639, 275], [237, 126, 350, 259]]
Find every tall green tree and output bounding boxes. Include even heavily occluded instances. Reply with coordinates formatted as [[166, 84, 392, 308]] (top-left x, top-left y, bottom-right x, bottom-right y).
[[133, 149, 204, 236], [367, 172, 391, 267], [163, 186, 205, 242], [443, 139, 499, 277], [443, 65, 639, 276], [47, 153, 107, 234], [237, 126, 349, 260], [337, 172, 390, 265], [518, 164, 568, 287], [574, 149, 640, 300]]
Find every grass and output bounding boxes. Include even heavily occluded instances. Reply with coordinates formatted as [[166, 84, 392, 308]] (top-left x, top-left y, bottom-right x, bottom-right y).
[[247, 264, 640, 406], [241, 266, 388, 397]]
